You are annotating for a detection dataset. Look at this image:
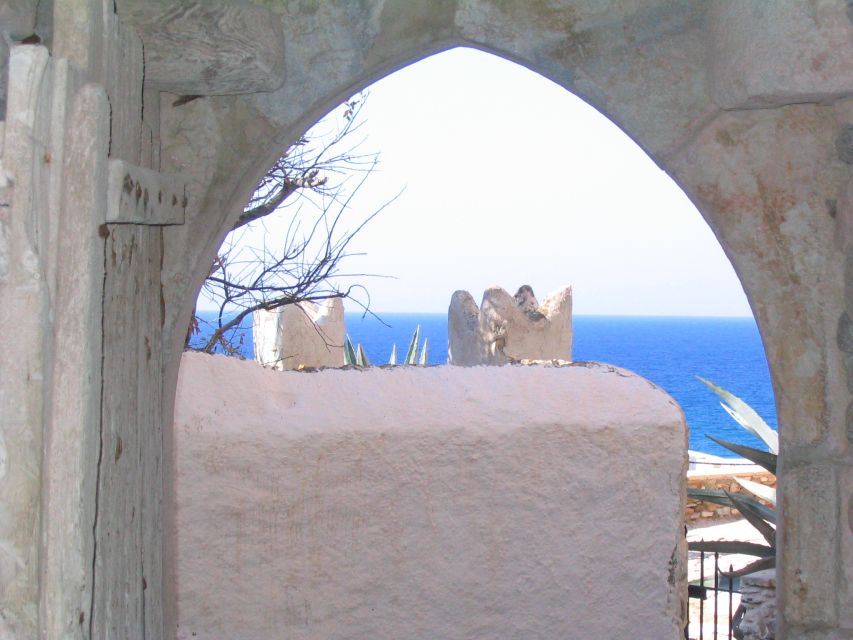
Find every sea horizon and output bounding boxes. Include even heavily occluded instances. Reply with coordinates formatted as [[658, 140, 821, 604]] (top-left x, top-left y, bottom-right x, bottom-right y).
[[191, 311, 777, 459]]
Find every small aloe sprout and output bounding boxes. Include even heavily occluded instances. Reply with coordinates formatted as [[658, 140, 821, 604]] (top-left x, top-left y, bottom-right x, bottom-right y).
[[356, 343, 370, 367], [405, 325, 420, 365], [344, 336, 357, 366], [419, 337, 429, 366]]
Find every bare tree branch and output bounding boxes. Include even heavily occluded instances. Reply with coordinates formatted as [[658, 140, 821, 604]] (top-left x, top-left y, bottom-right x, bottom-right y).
[[187, 93, 397, 356]]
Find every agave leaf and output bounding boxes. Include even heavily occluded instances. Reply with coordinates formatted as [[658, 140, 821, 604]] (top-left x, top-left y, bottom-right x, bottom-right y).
[[388, 344, 397, 365], [405, 326, 420, 365], [419, 337, 429, 366], [344, 336, 357, 365], [706, 435, 777, 474], [687, 488, 776, 523], [356, 343, 370, 367], [697, 377, 778, 453], [735, 477, 776, 506], [721, 556, 775, 579], [688, 540, 774, 557], [687, 488, 735, 507], [726, 490, 776, 548]]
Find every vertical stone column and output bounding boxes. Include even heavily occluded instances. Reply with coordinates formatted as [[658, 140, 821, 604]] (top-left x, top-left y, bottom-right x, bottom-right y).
[[0, 44, 53, 640], [670, 102, 850, 639]]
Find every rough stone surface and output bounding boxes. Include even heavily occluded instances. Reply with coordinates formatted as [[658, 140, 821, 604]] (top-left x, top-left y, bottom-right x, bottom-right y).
[[739, 570, 777, 640], [252, 298, 345, 370], [173, 352, 687, 640], [838, 125, 853, 165], [117, 0, 286, 95], [839, 465, 853, 630], [780, 463, 839, 629], [449, 285, 572, 365], [709, 0, 853, 109], [1, 1, 851, 638]]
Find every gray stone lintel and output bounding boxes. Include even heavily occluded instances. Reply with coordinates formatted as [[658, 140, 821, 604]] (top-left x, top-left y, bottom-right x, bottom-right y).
[[106, 158, 186, 225]]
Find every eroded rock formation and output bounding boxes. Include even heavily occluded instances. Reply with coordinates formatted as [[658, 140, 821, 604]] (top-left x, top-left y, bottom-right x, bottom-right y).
[[448, 285, 572, 365], [253, 298, 344, 370]]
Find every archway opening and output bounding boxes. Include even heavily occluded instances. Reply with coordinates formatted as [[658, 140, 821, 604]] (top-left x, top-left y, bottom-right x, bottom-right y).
[[176, 46, 779, 639]]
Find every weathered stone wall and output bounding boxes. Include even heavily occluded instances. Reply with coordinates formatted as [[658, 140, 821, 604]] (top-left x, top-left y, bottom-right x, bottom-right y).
[[686, 469, 776, 526], [173, 352, 688, 640], [253, 298, 345, 370], [448, 285, 572, 366], [0, 1, 850, 638]]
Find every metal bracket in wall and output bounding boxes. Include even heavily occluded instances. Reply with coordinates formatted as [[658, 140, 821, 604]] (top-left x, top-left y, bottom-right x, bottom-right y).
[[105, 158, 187, 225]]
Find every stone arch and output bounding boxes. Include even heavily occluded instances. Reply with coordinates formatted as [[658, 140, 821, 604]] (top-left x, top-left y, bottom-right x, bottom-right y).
[[1, 2, 849, 638], [158, 9, 850, 639]]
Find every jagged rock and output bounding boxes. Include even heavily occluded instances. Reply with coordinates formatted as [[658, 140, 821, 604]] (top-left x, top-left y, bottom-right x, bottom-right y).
[[253, 298, 344, 370], [736, 570, 776, 640], [448, 285, 572, 366]]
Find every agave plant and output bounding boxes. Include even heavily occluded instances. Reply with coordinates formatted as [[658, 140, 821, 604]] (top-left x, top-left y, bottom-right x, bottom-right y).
[[688, 377, 778, 578], [344, 326, 428, 367]]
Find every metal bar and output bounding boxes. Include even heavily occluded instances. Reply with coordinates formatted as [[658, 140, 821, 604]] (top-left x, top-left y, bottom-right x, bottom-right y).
[[713, 552, 719, 639], [686, 579, 690, 640], [700, 549, 705, 640], [728, 564, 734, 640]]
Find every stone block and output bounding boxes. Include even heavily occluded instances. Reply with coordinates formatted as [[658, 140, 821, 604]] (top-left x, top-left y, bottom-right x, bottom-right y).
[[105, 159, 186, 225], [173, 354, 687, 639], [780, 462, 839, 628], [449, 285, 572, 366], [117, 1, 285, 95], [709, 0, 853, 109], [253, 298, 345, 370]]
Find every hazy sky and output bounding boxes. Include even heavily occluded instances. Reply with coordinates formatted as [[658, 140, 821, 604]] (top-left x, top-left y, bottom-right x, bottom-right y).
[[206, 47, 752, 317]]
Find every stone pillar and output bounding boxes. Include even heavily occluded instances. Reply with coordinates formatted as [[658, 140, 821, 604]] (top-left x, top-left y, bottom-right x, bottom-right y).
[[448, 285, 572, 366], [253, 298, 345, 370]]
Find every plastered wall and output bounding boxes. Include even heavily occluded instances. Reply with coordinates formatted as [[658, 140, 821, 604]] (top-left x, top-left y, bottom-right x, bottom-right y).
[[173, 353, 687, 640]]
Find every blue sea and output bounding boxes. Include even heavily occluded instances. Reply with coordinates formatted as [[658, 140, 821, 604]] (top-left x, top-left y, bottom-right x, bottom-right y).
[[191, 312, 777, 458]]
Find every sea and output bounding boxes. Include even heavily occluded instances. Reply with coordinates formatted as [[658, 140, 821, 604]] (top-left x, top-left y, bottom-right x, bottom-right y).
[[191, 312, 777, 459]]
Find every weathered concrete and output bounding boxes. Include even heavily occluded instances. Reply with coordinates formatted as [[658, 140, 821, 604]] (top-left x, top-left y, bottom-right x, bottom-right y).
[[116, 1, 286, 95], [252, 298, 345, 370], [449, 285, 572, 365], [0, 1, 851, 638], [709, 1, 853, 110], [174, 352, 687, 640]]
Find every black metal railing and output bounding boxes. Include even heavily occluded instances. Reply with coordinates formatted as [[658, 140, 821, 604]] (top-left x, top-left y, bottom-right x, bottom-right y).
[[686, 550, 741, 640]]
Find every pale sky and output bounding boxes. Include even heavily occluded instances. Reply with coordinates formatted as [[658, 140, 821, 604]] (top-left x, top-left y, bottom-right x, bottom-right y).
[[202, 47, 752, 317]]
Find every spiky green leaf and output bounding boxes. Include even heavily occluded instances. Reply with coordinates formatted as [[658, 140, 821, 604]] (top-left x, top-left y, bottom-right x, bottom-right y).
[[706, 435, 777, 474], [735, 477, 776, 506], [726, 490, 776, 548], [697, 377, 778, 453], [687, 488, 776, 523], [388, 344, 397, 365], [344, 336, 357, 366], [405, 326, 420, 365], [721, 556, 775, 578], [419, 337, 429, 366], [356, 343, 370, 367], [688, 540, 774, 557]]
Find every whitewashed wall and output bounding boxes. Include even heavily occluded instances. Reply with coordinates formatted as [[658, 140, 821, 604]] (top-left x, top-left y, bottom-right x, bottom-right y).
[[173, 353, 687, 640]]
